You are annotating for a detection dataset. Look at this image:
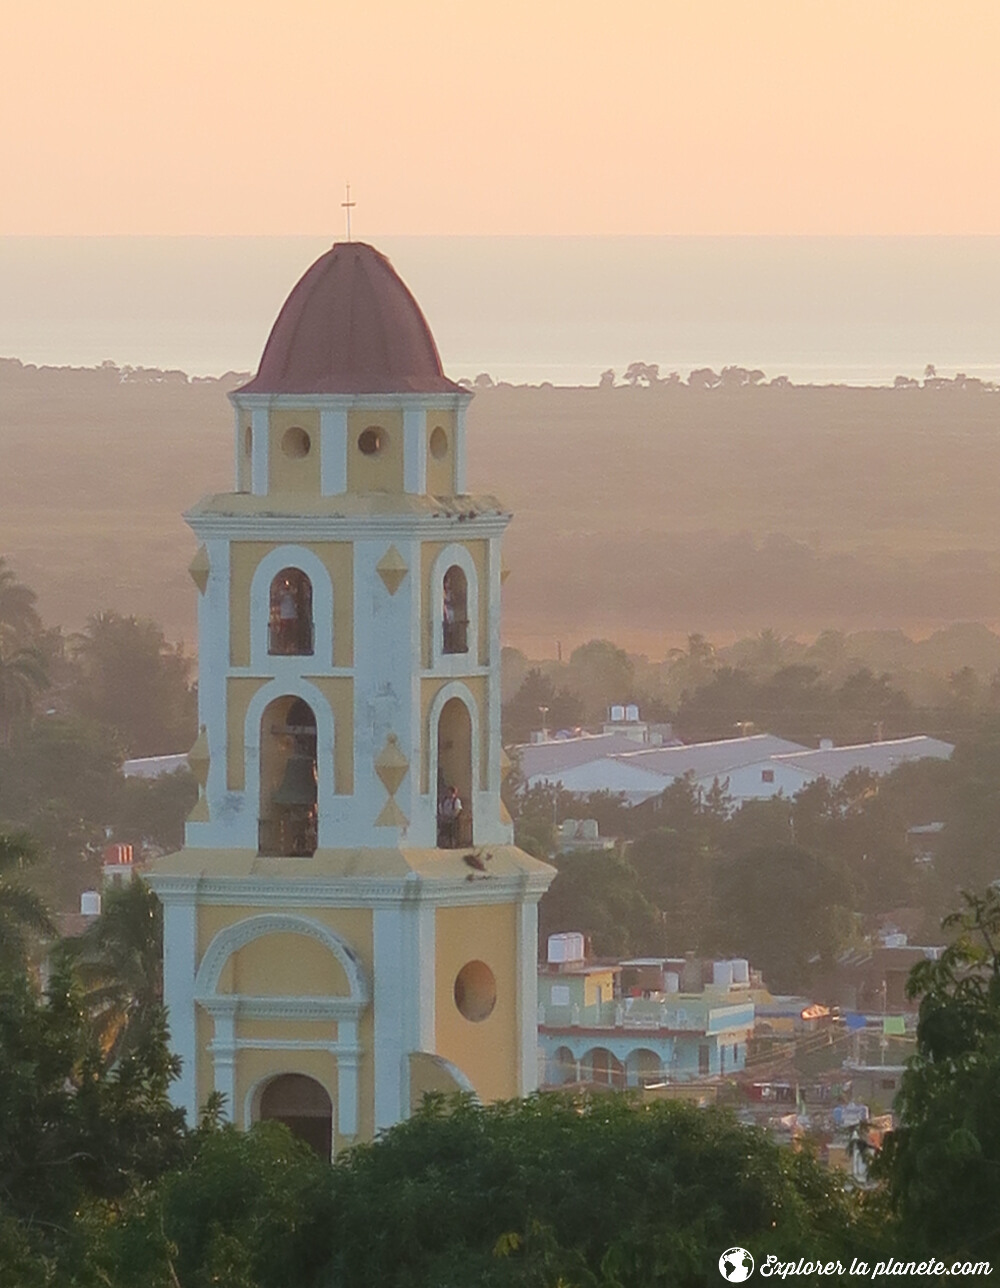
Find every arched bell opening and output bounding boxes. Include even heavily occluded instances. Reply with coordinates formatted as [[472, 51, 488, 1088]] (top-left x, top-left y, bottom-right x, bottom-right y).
[[437, 696, 473, 848], [258, 696, 317, 857], [268, 568, 314, 656], [442, 565, 469, 655], [257, 1073, 332, 1159]]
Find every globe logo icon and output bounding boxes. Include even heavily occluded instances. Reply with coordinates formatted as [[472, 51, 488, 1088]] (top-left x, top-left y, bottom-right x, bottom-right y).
[[719, 1247, 754, 1281]]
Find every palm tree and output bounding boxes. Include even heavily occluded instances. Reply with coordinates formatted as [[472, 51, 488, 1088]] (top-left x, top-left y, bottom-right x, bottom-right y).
[[0, 640, 47, 747], [666, 632, 717, 700], [0, 830, 54, 972], [62, 878, 163, 1065], [0, 556, 41, 643], [0, 559, 47, 745]]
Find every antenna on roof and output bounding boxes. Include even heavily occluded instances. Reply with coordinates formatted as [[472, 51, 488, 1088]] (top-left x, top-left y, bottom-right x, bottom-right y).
[[341, 182, 356, 241]]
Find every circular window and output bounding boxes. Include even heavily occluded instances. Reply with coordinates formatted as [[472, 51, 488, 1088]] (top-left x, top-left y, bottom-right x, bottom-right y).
[[429, 426, 448, 459], [244, 425, 253, 455], [454, 960, 497, 1022], [358, 427, 383, 456], [281, 426, 311, 458]]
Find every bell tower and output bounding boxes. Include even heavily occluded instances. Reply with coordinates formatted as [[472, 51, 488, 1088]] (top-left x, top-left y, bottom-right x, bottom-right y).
[[147, 243, 554, 1153]]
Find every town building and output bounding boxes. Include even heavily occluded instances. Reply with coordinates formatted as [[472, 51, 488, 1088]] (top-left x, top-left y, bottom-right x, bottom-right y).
[[146, 242, 554, 1156], [537, 937, 755, 1088], [519, 728, 954, 811]]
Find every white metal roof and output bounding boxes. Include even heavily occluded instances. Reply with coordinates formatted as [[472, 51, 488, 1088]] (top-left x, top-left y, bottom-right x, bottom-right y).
[[529, 756, 670, 804], [613, 734, 808, 780], [513, 732, 642, 781], [122, 753, 189, 779], [771, 735, 954, 781]]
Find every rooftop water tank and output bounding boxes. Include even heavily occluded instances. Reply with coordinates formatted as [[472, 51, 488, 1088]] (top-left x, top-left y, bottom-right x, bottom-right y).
[[80, 890, 102, 917], [713, 959, 735, 987], [548, 932, 586, 964]]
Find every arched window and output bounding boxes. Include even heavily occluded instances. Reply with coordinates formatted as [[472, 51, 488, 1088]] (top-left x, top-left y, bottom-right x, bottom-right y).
[[268, 568, 314, 656], [437, 696, 473, 848], [259, 696, 317, 857], [258, 1074, 332, 1158], [442, 565, 468, 654]]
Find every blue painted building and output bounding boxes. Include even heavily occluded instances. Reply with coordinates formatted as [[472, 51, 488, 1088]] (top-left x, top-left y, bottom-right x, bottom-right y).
[[538, 954, 755, 1088]]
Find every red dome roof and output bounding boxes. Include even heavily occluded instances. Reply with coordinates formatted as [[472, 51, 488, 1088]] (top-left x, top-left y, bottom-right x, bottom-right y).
[[238, 242, 463, 396]]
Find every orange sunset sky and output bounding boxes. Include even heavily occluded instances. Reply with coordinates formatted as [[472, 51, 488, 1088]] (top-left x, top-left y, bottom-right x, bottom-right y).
[[2, 0, 999, 236]]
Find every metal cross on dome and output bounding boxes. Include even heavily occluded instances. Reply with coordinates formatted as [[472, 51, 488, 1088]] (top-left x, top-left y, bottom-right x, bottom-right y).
[[341, 183, 356, 241]]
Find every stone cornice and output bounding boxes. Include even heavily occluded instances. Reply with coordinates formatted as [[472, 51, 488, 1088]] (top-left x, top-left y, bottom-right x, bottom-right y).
[[229, 391, 472, 412], [147, 871, 552, 908], [186, 511, 511, 544]]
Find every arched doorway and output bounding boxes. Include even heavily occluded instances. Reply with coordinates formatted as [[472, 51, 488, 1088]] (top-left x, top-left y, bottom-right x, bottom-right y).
[[268, 568, 314, 655], [437, 696, 473, 847], [581, 1047, 625, 1088], [551, 1045, 577, 1086], [259, 696, 317, 856], [442, 565, 469, 654], [625, 1048, 662, 1088], [258, 1073, 332, 1159]]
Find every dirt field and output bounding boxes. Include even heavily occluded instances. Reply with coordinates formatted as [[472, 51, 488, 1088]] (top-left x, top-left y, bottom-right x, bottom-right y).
[[3, 359, 999, 655]]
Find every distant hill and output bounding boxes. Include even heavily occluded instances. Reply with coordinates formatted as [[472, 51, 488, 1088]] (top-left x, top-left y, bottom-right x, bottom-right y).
[[2, 358, 999, 654]]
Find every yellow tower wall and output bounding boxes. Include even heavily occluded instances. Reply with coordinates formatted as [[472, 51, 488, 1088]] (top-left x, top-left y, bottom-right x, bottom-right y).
[[420, 538, 489, 667], [434, 903, 520, 1102], [268, 409, 322, 495], [425, 409, 456, 496], [193, 903, 376, 1146], [346, 410, 404, 492], [229, 540, 353, 669]]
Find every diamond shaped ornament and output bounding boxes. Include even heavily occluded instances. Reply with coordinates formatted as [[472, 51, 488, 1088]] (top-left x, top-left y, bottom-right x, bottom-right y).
[[375, 798, 409, 828], [189, 545, 210, 593], [375, 733, 409, 796], [376, 545, 408, 595], [188, 726, 210, 788]]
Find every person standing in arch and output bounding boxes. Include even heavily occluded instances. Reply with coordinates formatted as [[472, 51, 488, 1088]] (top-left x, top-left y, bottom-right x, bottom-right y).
[[278, 581, 298, 651], [438, 784, 463, 848]]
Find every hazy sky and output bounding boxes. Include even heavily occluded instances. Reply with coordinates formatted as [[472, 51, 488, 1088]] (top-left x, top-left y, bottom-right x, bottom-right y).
[[4, 0, 998, 236]]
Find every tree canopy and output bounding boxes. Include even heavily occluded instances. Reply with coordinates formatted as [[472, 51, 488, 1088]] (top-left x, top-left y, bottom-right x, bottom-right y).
[[875, 888, 1000, 1262]]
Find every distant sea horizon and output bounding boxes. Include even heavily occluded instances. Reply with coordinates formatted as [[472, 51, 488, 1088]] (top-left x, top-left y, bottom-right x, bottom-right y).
[[2, 235, 999, 387]]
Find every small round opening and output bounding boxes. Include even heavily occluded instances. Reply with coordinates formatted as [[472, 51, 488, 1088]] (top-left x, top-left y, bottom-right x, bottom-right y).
[[244, 425, 253, 455], [358, 427, 383, 456], [429, 426, 448, 459], [454, 960, 496, 1022], [281, 426, 311, 459]]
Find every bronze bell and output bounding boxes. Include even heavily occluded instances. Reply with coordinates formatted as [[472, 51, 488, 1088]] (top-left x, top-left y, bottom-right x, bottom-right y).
[[272, 753, 317, 807]]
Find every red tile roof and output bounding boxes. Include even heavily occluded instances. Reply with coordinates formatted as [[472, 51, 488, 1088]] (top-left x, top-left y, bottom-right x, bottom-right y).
[[238, 242, 464, 396]]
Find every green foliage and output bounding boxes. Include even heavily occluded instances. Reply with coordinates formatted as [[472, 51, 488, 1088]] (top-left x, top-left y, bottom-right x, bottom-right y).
[[674, 664, 914, 745], [0, 558, 47, 746], [116, 768, 198, 854], [60, 878, 164, 1065], [320, 1094, 879, 1288], [0, 716, 125, 910], [629, 776, 730, 952], [502, 667, 584, 744], [716, 843, 854, 992], [938, 717, 1000, 890], [0, 965, 187, 1261], [539, 849, 663, 958], [0, 829, 53, 971], [88, 1123, 333, 1288], [875, 889, 1000, 1261], [69, 611, 196, 757]]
